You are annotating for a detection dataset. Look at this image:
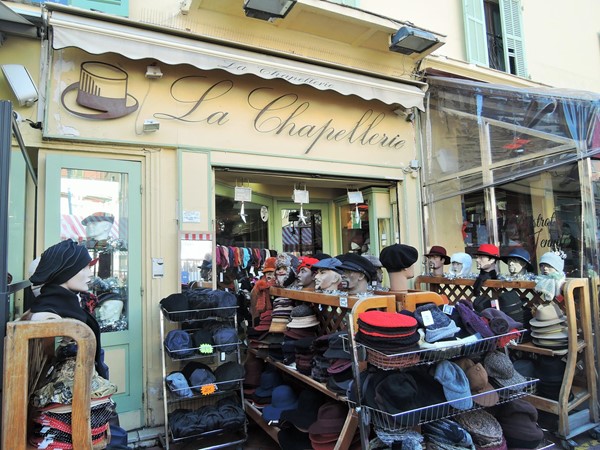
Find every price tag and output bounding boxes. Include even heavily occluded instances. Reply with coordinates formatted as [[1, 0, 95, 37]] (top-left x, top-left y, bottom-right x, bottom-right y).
[[339, 296, 348, 307], [220, 352, 226, 362], [421, 310, 434, 327], [491, 299, 500, 309], [442, 304, 455, 315]]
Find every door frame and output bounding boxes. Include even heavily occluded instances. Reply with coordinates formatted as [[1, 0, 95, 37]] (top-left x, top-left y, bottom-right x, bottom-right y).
[[273, 201, 332, 255], [44, 154, 143, 422]]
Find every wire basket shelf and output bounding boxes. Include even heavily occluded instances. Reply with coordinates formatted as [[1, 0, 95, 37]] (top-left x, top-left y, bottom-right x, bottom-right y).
[[164, 339, 242, 360], [350, 330, 526, 370], [167, 378, 245, 404], [161, 305, 238, 323], [351, 377, 538, 432]]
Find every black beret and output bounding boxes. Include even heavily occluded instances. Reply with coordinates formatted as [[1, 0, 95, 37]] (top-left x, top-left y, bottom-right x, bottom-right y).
[[379, 244, 419, 273], [336, 253, 376, 282], [30, 240, 93, 286]]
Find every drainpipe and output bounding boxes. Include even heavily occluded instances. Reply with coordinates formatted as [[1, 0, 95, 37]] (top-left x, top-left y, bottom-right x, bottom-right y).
[[0, 100, 13, 426]]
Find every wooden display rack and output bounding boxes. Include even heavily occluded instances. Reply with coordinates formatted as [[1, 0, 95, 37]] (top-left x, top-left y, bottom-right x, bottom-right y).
[[415, 275, 600, 448], [2, 318, 102, 449], [244, 287, 396, 450]]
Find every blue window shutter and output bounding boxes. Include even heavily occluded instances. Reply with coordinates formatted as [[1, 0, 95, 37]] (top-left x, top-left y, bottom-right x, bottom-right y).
[[462, 0, 489, 66], [70, 0, 128, 17], [499, 0, 527, 77]]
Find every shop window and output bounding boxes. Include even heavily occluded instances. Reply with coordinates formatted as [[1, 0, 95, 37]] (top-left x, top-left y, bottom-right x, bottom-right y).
[[427, 163, 583, 277], [215, 195, 268, 249], [463, 0, 527, 77], [281, 209, 323, 256], [340, 203, 370, 255]]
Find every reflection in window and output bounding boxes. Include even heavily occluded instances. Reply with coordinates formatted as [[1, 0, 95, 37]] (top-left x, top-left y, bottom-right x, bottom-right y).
[[215, 195, 268, 248], [340, 203, 370, 255], [281, 209, 322, 256], [60, 168, 129, 332]]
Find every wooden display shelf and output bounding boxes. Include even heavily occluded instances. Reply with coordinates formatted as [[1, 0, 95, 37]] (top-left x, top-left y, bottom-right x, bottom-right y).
[[526, 385, 591, 416], [248, 348, 346, 401], [511, 340, 586, 356], [244, 400, 280, 444]]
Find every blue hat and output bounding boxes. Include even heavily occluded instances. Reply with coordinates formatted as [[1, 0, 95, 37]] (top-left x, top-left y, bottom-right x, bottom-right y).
[[539, 252, 565, 273], [189, 366, 216, 392], [212, 327, 239, 353], [262, 384, 299, 422], [434, 360, 473, 410], [254, 368, 283, 398], [312, 257, 343, 273], [166, 372, 193, 398], [501, 247, 533, 271], [164, 330, 195, 359]]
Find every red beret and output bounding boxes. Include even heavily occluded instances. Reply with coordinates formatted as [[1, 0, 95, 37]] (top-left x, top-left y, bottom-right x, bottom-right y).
[[358, 310, 417, 329]]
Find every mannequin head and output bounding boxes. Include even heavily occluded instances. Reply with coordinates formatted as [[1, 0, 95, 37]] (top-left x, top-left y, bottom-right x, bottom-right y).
[[506, 257, 526, 276], [423, 246, 450, 276], [449, 252, 472, 277], [297, 266, 315, 288], [96, 299, 124, 324], [473, 244, 500, 273], [82, 212, 115, 241], [30, 239, 97, 291], [340, 269, 368, 294], [315, 269, 342, 291], [379, 244, 419, 292], [539, 252, 565, 276], [313, 258, 343, 291], [275, 253, 299, 287]]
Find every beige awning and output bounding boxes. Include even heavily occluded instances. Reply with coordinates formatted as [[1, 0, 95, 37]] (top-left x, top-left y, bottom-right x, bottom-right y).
[[49, 11, 426, 110]]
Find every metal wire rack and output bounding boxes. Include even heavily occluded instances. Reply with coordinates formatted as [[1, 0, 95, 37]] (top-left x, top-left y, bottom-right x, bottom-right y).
[[166, 378, 245, 404], [351, 378, 538, 432], [347, 330, 526, 370], [161, 305, 238, 322], [164, 339, 242, 360]]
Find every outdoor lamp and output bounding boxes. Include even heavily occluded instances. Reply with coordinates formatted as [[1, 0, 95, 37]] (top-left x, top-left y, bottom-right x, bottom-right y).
[[243, 0, 296, 21], [389, 26, 440, 55]]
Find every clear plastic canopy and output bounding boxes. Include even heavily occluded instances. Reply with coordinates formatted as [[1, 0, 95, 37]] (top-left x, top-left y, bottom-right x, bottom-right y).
[[422, 76, 600, 205]]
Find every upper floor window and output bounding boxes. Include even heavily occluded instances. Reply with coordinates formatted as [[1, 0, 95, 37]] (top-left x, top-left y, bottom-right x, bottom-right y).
[[463, 0, 527, 77]]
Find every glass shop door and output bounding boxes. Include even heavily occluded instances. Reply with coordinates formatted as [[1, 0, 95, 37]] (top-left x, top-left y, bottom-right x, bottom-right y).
[[44, 154, 143, 425]]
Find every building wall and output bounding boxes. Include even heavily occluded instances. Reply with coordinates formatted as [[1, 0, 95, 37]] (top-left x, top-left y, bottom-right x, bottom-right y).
[[364, 0, 600, 91]]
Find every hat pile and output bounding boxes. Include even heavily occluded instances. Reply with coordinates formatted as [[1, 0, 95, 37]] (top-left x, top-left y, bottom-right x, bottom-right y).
[[287, 304, 319, 329], [262, 384, 299, 423], [497, 291, 533, 331], [294, 336, 317, 376], [534, 355, 567, 400], [453, 410, 505, 449], [168, 397, 245, 438], [243, 352, 264, 396], [248, 366, 283, 407], [421, 418, 474, 448], [323, 332, 354, 395], [280, 389, 328, 432], [414, 303, 460, 343], [480, 307, 523, 336], [252, 310, 273, 333], [529, 302, 569, 351], [455, 299, 494, 338], [495, 399, 544, 448], [355, 310, 420, 357], [308, 402, 357, 450], [483, 351, 527, 394], [179, 361, 217, 396], [269, 298, 294, 333], [454, 358, 498, 407]]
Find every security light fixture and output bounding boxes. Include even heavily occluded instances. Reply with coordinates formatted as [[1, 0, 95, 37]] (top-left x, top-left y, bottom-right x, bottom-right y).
[[389, 26, 440, 55], [1, 64, 38, 107], [243, 0, 296, 21]]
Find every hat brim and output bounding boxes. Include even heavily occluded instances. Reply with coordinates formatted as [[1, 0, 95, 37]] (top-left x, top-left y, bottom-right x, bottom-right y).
[[424, 253, 451, 265], [531, 329, 569, 339], [528, 316, 566, 327], [473, 251, 499, 258]]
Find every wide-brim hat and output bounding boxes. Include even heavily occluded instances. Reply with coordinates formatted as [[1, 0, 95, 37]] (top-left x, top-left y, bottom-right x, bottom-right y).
[[307, 402, 348, 435], [424, 245, 451, 265], [262, 385, 299, 422], [501, 247, 533, 271], [529, 302, 566, 327], [287, 315, 320, 329], [531, 328, 569, 339], [473, 244, 500, 258]]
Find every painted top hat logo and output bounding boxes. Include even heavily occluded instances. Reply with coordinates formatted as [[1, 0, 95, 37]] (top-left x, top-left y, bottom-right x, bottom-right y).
[[61, 61, 139, 119]]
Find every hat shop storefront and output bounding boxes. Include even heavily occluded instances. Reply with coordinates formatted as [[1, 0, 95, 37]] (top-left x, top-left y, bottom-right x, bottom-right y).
[[2, 4, 429, 444], [4, 5, 600, 450]]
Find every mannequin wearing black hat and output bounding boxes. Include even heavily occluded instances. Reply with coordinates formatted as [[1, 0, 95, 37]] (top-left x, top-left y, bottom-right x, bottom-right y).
[[379, 244, 419, 292], [336, 253, 376, 295]]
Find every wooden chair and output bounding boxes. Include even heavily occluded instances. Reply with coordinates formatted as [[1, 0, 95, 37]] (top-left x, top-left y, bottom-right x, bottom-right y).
[[2, 318, 97, 449], [375, 289, 448, 311]]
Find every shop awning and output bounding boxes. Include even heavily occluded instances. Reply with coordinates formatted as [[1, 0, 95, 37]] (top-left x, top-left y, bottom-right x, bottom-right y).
[[48, 11, 426, 110]]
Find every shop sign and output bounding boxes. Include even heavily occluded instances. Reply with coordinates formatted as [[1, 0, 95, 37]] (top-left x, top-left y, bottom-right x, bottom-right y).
[[49, 54, 410, 160]]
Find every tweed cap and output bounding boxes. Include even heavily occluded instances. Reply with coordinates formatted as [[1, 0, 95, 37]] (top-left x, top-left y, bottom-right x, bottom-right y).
[[379, 244, 419, 272], [424, 245, 451, 265], [30, 240, 95, 286], [454, 410, 503, 443], [483, 351, 527, 389]]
